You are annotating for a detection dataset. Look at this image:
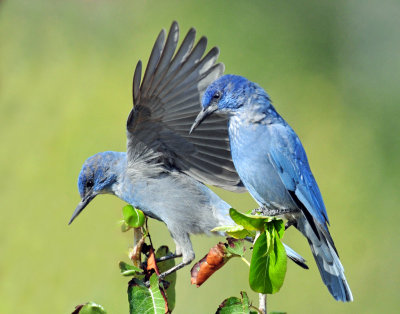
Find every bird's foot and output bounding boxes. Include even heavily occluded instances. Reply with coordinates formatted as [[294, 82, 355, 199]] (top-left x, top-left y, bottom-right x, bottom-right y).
[[142, 277, 170, 289], [252, 206, 296, 217], [251, 206, 264, 215]]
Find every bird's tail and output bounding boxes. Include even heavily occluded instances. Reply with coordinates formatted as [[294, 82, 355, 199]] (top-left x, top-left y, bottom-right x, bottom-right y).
[[296, 214, 353, 302]]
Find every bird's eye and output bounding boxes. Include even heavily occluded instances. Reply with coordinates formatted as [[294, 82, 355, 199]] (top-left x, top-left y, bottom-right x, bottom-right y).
[[86, 179, 94, 188], [213, 91, 221, 100]]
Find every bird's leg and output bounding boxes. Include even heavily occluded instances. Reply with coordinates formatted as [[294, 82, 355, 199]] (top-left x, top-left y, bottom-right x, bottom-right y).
[[142, 257, 190, 287], [157, 230, 194, 280], [158, 260, 192, 280], [156, 253, 182, 262]]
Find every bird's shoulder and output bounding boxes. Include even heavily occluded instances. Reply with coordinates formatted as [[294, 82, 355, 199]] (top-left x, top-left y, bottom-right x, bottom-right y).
[[266, 121, 311, 177]]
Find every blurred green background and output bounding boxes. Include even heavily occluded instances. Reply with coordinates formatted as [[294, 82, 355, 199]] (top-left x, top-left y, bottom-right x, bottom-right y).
[[1, 0, 399, 313]]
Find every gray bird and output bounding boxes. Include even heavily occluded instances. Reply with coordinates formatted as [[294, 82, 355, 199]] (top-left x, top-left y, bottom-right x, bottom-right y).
[[69, 22, 307, 278]]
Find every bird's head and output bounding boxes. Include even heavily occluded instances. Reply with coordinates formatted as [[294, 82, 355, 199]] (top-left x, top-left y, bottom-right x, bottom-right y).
[[190, 75, 262, 133], [69, 151, 123, 225]]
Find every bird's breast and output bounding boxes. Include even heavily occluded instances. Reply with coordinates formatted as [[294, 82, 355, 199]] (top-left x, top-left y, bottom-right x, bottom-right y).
[[115, 172, 232, 234], [228, 118, 295, 210]]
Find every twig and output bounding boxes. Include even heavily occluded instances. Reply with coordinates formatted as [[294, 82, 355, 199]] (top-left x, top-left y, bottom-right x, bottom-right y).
[[250, 305, 264, 314], [241, 256, 251, 267], [259, 293, 266, 314], [130, 227, 144, 267]]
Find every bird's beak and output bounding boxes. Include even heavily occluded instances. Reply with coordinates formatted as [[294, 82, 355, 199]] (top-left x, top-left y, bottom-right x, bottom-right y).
[[189, 104, 218, 134], [68, 192, 97, 225]]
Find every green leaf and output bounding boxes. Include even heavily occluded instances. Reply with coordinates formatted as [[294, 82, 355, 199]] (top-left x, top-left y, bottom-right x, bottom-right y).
[[121, 221, 132, 232], [270, 227, 287, 289], [216, 291, 257, 314], [77, 302, 107, 314], [212, 224, 254, 239], [123, 205, 145, 228], [229, 208, 270, 231], [119, 261, 143, 277], [127, 274, 165, 314], [249, 229, 287, 294], [211, 225, 244, 233], [225, 238, 246, 257], [272, 219, 285, 239], [265, 223, 273, 255], [155, 246, 176, 312], [227, 229, 254, 239], [245, 209, 254, 215], [249, 231, 270, 293], [217, 297, 242, 314]]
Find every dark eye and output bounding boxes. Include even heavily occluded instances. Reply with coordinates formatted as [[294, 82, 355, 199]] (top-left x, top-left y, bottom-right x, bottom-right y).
[[86, 179, 94, 188], [213, 91, 221, 100]]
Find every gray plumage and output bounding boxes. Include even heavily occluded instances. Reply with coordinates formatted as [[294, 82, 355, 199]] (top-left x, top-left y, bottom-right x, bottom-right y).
[[127, 23, 243, 192], [70, 22, 307, 277]]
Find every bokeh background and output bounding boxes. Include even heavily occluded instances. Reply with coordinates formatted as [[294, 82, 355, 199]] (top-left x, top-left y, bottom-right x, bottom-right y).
[[1, 0, 399, 313]]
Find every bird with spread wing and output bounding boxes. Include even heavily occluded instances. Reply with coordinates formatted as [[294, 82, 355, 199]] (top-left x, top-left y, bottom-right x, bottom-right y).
[[69, 22, 307, 278]]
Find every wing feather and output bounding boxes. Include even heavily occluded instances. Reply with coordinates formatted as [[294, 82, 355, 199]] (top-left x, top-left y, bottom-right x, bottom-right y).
[[146, 22, 179, 97], [140, 30, 166, 97], [151, 28, 196, 97], [127, 22, 245, 192], [268, 123, 329, 227]]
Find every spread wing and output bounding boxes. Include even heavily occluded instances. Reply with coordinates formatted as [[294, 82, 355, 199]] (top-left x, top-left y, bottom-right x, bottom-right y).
[[126, 21, 245, 192]]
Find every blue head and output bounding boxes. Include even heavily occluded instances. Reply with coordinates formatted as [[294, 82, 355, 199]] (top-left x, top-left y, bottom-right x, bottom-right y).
[[69, 151, 125, 224], [190, 74, 271, 133]]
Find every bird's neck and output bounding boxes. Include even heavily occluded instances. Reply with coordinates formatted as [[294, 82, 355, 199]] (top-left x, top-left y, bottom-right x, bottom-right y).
[[108, 153, 147, 209], [227, 97, 280, 160], [230, 96, 278, 126]]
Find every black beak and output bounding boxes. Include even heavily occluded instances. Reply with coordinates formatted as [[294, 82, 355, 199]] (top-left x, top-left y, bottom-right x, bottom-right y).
[[68, 193, 97, 225], [189, 104, 218, 134]]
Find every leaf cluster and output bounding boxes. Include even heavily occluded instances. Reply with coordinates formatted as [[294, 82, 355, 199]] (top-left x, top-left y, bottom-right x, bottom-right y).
[[71, 206, 289, 313], [213, 208, 287, 294], [120, 206, 176, 313]]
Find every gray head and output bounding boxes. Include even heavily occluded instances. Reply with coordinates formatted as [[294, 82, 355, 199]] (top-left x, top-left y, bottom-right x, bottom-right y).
[[190, 74, 272, 132], [69, 151, 125, 224]]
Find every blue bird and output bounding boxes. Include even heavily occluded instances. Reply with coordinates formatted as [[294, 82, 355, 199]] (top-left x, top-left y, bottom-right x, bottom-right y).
[[190, 74, 353, 302], [69, 23, 307, 278]]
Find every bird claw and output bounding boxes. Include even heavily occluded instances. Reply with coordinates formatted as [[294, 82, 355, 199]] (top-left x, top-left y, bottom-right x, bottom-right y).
[[158, 272, 168, 281], [142, 279, 151, 288], [141, 275, 170, 289], [251, 206, 264, 215], [252, 206, 297, 217]]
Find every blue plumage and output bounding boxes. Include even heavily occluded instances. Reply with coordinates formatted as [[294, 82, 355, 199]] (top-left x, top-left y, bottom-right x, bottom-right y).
[[191, 74, 353, 302], [70, 24, 308, 279]]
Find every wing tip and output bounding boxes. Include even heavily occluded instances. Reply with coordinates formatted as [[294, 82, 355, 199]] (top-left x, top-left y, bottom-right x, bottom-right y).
[[169, 21, 180, 40], [132, 60, 143, 105]]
